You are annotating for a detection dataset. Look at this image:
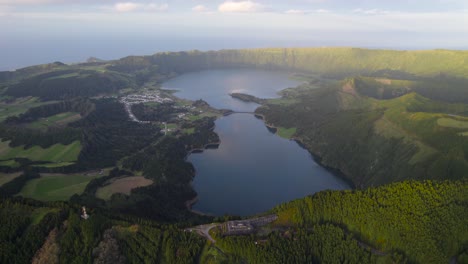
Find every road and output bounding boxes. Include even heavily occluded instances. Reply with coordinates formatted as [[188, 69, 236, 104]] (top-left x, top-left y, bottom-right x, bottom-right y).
[[185, 223, 219, 243]]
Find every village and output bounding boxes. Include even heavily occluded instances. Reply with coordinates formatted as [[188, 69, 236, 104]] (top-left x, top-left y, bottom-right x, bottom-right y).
[[118, 90, 220, 136], [120, 90, 198, 124]]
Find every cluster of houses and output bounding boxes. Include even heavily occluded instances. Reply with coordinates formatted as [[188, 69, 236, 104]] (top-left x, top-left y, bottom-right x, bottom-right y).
[[120, 92, 173, 109], [120, 92, 173, 123], [120, 91, 207, 135]]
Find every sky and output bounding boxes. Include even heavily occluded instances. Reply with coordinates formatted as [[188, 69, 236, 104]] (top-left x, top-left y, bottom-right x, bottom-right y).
[[1, 0, 467, 70]]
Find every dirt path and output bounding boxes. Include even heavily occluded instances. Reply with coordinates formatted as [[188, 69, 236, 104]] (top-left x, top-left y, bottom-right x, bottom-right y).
[[357, 241, 388, 256]]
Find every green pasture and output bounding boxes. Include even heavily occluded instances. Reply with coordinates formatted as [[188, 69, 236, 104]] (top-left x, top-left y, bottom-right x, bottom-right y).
[[30, 207, 59, 224], [183, 128, 195, 134], [0, 140, 81, 164], [276, 127, 297, 139], [0, 97, 53, 121], [437, 118, 468, 129], [27, 111, 81, 130], [44, 72, 80, 81], [19, 173, 103, 201]]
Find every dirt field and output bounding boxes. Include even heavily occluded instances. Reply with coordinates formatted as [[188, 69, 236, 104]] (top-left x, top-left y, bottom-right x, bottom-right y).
[[0, 172, 22, 186], [96, 176, 154, 200]]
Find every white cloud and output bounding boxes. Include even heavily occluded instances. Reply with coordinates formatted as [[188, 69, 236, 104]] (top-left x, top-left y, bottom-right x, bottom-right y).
[[192, 4, 209, 13], [316, 9, 329, 13], [115, 2, 139, 12], [113, 2, 168, 13], [0, 5, 10, 16], [218, 1, 264, 13], [286, 9, 307, 15], [285, 9, 330, 15], [147, 3, 168, 12], [352, 8, 390, 15], [0, 0, 59, 4]]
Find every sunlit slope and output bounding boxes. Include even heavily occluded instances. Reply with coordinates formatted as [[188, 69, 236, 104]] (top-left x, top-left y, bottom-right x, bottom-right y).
[[268, 180, 468, 264], [257, 78, 468, 187], [142, 48, 468, 78]]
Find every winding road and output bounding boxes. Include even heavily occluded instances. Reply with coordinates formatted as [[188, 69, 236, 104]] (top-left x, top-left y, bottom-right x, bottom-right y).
[[185, 223, 219, 243]]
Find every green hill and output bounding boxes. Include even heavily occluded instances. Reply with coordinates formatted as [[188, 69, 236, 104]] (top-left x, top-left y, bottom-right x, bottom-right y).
[[256, 77, 468, 187]]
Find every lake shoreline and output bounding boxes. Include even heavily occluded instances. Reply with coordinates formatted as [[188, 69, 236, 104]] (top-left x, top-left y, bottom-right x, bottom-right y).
[[254, 112, 355, 189], [166, 69, 349, 216]]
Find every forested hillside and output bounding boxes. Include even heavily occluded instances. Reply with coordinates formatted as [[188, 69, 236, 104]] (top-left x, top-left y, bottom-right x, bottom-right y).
[[211, 180, 468, 264], [256, 76, 468, 187], [1, 180, 467, 263]]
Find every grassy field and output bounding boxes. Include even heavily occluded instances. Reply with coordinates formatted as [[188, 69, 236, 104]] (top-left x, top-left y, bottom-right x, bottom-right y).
[[187, 115, 203, 121], [0, 97, 54, 121], [373, 115, 437, 164], [0, 172, 22, 186], [0, 159, 21, 168], [27, 111, 81, 130], [19, 173, 104, 201], [30, 207, 59, 224], [267, 98, 299, 106], [0, 140, 81, 163], [199, 245, 228, 264], [276, 127, 297, 139], [437, 118, 468, 129], [33, 162, 76, 168], [44, 72, 80, 80], [96, 176, 153, 200], [183, 128, 195, 134]]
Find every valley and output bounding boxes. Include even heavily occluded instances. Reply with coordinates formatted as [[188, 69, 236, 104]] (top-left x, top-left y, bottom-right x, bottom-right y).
[[0, 48, 467, 263]]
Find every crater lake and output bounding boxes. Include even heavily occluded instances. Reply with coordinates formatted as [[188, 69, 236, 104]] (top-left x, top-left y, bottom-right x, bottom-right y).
[[162, 69, 349, 216]]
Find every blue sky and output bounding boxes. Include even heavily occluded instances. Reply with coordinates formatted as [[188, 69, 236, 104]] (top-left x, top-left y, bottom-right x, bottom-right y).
[[1, 0, 467, 70]]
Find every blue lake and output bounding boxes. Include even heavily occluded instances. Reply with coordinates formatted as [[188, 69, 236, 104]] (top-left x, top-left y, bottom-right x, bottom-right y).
[[162, 69, 349, 216]]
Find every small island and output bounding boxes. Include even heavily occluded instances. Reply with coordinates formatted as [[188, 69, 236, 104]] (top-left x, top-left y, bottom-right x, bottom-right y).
[[230, 93, 266, 104]]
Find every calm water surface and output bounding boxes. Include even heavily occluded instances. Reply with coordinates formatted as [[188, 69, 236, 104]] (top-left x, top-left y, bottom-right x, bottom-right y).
[[162, 69, 349, 216], [162, 69, 300, 112]]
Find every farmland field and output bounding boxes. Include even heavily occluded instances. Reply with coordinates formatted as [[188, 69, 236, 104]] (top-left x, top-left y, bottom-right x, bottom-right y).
[[0, 97, 54, 121], [19, 173, 105, 201], [437, 118, 468, 129], [96, 176, 154, 200], [27, 111, 81, 130], [0, 172, 22, 186], [0, 140, 81, 163]]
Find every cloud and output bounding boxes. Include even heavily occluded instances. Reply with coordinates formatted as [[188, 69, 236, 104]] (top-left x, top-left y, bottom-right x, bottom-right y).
[[113, 2, 168, 13], [316, 9, 329, 13], [0, 0, 59, 4], [218, 1, 264, 13], [285, 9, 330, 15], [114, 2, 139, 12], [192, 5, 209, 13], [352, 8, 390, 15], [0, 4, 10, 16], [147, 3, 168, 12], [286, 9, 307, 15]]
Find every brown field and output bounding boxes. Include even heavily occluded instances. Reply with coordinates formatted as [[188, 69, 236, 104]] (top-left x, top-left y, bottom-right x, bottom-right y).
[[96, 176, 153, 200], [0, 172, 22, 186]]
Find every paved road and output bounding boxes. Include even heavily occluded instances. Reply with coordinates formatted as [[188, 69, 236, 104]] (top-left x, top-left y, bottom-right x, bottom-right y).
[[185, 223, 219, 243]]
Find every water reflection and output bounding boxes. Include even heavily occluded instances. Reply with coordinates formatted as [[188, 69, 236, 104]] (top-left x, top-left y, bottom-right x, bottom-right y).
[[162, 70, 350, 216]]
